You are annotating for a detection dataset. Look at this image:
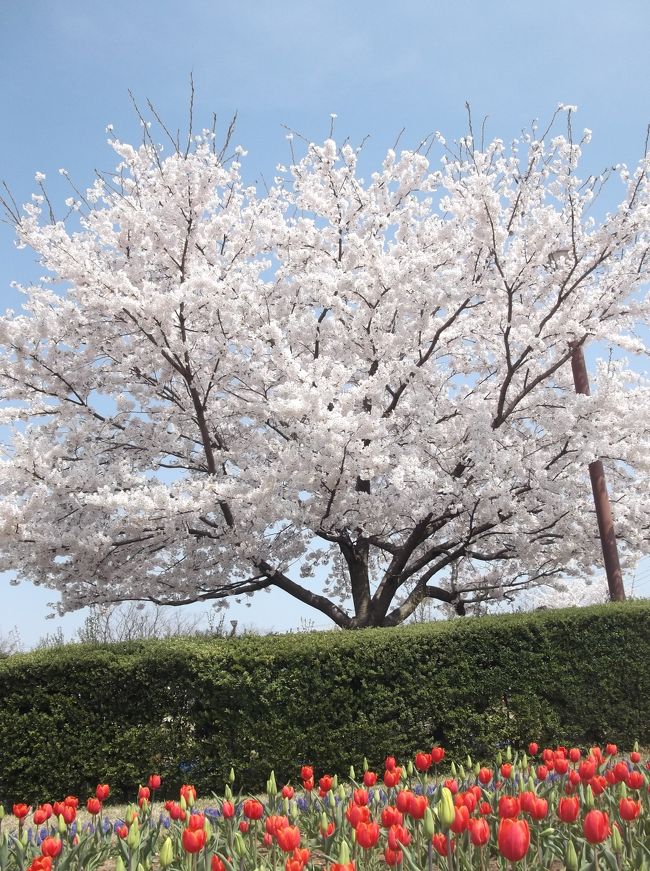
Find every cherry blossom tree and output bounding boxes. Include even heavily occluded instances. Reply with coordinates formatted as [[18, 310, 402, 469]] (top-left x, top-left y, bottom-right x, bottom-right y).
[[0, 107, 648, 628]]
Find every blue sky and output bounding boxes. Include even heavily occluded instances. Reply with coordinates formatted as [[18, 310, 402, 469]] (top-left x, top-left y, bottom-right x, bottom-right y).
[[1, 0, 649, 646]]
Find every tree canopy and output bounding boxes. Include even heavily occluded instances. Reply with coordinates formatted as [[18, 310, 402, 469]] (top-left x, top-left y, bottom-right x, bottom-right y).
[[1, 108, 648, 627]]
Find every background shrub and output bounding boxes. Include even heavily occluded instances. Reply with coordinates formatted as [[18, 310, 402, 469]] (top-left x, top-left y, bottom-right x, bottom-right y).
[[0, 601, 647, 803]]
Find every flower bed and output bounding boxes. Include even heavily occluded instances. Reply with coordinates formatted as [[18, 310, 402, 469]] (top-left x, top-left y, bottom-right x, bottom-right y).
[[2, 742, 648, 870]]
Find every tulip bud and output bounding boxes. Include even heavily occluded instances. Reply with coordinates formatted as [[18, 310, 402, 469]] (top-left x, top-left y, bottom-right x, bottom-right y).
[[466, 756, 472, 769], [611, 824, 623, 853], [229, 767, 236, 784], [267, 771, 277, 796], [127, 821, 140, 849], [116, 858, 126, 871], [527, 776, 536, 792], [521, 753, 528, 769], [159, 837, 174, 867], [328, 790, 336, 810], [289, 800, 298, 820], [20, 829, 28, 847], [423, 808, 435, 838], [204, 819, 212, 839], [438, 787, 456, 829], [332, 775, 338, 789], [338, 785, 346, 802], [224, 785, 232, 801], [137, 864, 145, 871], [349, 765, 355, 781], [233, 833, 246, 857], [473, 763, 481, 776], [633, 740, 639, 752], [363, 757, 369, 772], [321, 812, 329, 835], [506, 746, 512, 762], [0, 806, 4, 820], [282, 798, 289, 815], [496, 751, 503, 766], [338, 840, 351, 865], [564, 840, 578, 871], [58, 814, 67, 835], [459, 764, 466, 780], [618, 781, 628, 799], [450, 761, 457, 777], [584, 784, 595, 809], [400, 766, 407, 781], [180, 795, 187, 812]]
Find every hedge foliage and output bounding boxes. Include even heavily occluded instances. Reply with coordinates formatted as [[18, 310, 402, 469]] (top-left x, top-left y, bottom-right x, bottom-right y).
[[0, 601, 648, 803]]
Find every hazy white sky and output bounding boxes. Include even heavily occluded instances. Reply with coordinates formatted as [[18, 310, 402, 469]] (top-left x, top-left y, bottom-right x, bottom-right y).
[[1, 0, 649, 646]]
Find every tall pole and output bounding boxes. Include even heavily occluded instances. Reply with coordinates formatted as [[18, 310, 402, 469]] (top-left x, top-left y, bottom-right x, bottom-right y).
[[570, 344, 626, 601]]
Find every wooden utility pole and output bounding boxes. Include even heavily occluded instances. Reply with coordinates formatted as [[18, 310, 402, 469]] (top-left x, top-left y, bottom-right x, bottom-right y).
[[570, 343, 626, 601]]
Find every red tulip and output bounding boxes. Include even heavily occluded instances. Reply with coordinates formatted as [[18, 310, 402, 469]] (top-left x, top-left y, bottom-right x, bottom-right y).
[[353, 789, 368, 806], [86, 798, 101, 816], [619, 798, 641, 822], [431, 747, 445, 764], [630, 751, 641, 764], [212, 857, 226, 871], [384, 847, 403, 866], [498, 795, 520, 819], [355, 821, 380, 849], [62, 806, 76, 825], [557, 796, 580, 823], [276, 825, 301, 852], [414, 752, 432, 772], [188, 814, 205, 831], [239, 821, 249, 833], [33, 804, 53, 825], [569, 748, 581, 762], [266, 815, 289, 836], [589, 775, 607, 796], [409, 794, 428, 820], [138, 786, 150, 802], [286, 848, 310, 871], [282, 785, 295, 799], [40, 837, 62, 858], [221, 800, 235, 819], [460, 791, 477, 812], [27, 859, 52, 871], [395, 790, 413, 814], [182, 828, 207, 853], [115, 825, 128, 838], [583, 810, 610, 843], [321, 820, 335, 838], [530, 797, 548, 821], [243, 799, 264, 820], [606, 743, 618, 757], [148, 774, 161, 790], [498, 818, 530, 862], [385, 756, 397, 771], [479, 801, 492, 815], [300, 765, 313, 781], [381, 806, 403, 828], [432, 833, 453, 857], [579, 760, 596, 782], [64, 796, 78, 808], [95, 784, 110, 801], [52, 802, 66, 817], [303, 778, 314, 792], [387, 824, 411, 849], [626, 771, 645, 790], [12, 804, 31, 819], [168, 802, 186, 822], [383, 769, 401, 788], [443, 778, 458, 795], [450, 805, 469, 834], [528, 742, 538, 756], [346, 803, 370, 828], [319, 775, 334, 795], [555, 758, 569, 775], [500, 763, 513, 779], [363, 771, 377, 787], [536, 765, 548, 781], [329, 863, 355, 871], [478, 767, 493, 785], [468, 817, 490, 847]]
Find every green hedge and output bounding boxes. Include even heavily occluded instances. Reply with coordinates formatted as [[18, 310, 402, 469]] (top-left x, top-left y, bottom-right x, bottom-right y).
[[0, 601, 648, 804]]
